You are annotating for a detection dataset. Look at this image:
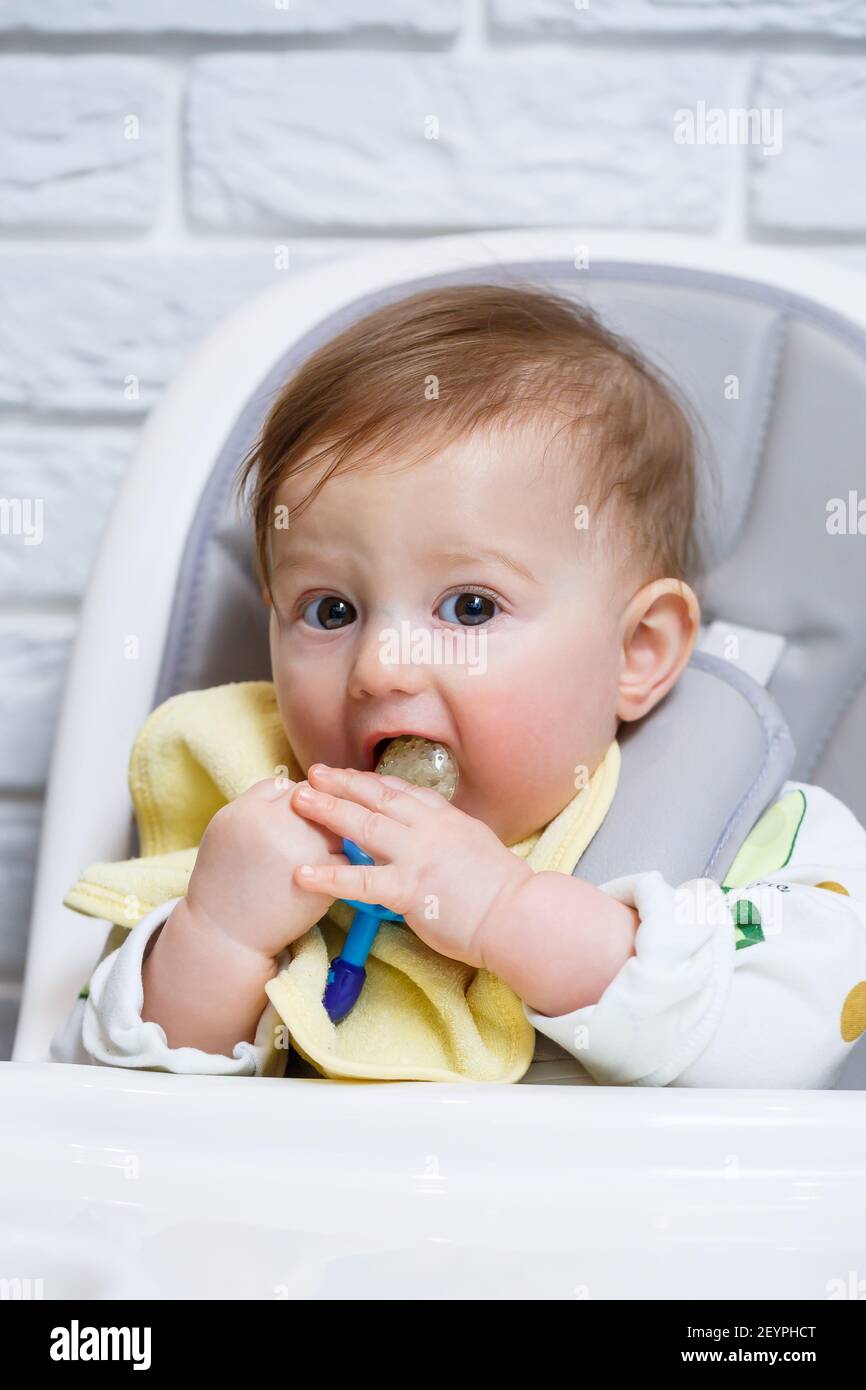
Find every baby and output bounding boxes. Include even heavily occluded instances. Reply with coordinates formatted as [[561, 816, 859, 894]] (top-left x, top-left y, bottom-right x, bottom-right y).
[[53, 283, 866, 1088]]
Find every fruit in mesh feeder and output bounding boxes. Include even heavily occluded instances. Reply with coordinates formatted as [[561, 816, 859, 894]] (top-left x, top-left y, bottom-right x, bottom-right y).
[[374, 736, 458, 801]]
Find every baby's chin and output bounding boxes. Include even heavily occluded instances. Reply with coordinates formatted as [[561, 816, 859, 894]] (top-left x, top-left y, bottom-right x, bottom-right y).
[[457, 785, 576, 845]]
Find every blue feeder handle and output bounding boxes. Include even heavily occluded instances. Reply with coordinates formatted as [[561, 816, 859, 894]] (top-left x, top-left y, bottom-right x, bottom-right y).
[[322, 837, 406, 1023]]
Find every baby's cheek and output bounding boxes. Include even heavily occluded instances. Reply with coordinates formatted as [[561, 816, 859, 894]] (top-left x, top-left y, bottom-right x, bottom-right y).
[[455, 683, 576, 820], [471, 621, 612, 746], [272, 662, 346, 772], [454, 625, 618, 830]]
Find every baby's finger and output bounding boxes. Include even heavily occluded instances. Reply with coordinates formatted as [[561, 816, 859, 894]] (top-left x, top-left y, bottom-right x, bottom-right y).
[[291, 782, 407, 860], [293, 860, 408, 914], [246, 774, 300, 802], [377, 775, 453, 809], [307, 765, 430, 826]]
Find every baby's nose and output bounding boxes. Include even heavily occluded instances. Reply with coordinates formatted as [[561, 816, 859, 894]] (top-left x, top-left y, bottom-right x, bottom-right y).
[[347, 619, 431, 700]]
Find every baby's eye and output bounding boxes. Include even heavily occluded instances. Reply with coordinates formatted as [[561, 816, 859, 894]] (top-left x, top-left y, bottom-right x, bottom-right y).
[[301, 595, 357, 630], [436, 590, 500, 627]]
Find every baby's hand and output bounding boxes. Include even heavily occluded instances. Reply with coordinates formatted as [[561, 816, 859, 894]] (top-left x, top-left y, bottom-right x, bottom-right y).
[[287, 764, 533, 967], [185, 776, 349, 960]]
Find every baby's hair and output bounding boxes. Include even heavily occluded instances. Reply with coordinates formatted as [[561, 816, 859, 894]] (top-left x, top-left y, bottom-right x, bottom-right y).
[[234, 280, 707, 604]]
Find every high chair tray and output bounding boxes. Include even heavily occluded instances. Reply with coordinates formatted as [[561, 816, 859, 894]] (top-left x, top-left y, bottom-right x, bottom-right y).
[[1, 1060, 864, 1300]]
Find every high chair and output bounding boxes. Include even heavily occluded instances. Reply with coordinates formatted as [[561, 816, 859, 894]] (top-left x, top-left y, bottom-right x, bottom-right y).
[[5, 230, 866, 1300]]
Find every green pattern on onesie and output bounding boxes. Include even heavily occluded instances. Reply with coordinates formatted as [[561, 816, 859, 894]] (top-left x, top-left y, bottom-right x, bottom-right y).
[[720, 790, 807, 950]]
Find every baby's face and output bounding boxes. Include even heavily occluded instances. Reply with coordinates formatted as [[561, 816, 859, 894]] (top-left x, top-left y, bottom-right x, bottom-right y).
[[265, 422, 642, 844]]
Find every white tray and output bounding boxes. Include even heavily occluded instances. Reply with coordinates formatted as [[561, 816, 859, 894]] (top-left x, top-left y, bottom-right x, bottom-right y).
[[2, 1060, 865, 1300]]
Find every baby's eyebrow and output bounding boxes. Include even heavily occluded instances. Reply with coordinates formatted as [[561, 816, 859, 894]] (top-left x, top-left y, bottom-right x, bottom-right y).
[[272, 546, 347, 575], [432, 547, 540, 585], [270, 543, 540, 586]]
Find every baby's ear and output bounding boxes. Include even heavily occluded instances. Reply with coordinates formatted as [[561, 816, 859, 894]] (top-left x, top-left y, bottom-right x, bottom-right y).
[[616, 577, 700, 724]]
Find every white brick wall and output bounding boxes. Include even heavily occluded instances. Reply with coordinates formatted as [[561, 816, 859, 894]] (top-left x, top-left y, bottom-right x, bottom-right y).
[[1, 0, 864, 1059], [187, 52, 730, 230]]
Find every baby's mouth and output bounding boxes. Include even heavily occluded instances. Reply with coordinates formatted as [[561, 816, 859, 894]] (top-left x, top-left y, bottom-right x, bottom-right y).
[[361, 729, 435, 771], [368, 735, 460, 802]]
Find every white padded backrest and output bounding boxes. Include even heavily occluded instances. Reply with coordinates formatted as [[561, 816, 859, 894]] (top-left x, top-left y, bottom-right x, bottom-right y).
[[145, 261, 866, 844]]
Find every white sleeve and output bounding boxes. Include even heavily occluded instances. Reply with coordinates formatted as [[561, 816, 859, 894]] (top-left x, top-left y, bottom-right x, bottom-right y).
[[523, 870, 736, 1087], [524, 783, 866, 1090], [49, 898, 290, 1078]]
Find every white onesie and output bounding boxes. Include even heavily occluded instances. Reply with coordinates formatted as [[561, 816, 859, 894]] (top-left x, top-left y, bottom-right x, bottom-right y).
[[50, 779, 866, 1089]]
